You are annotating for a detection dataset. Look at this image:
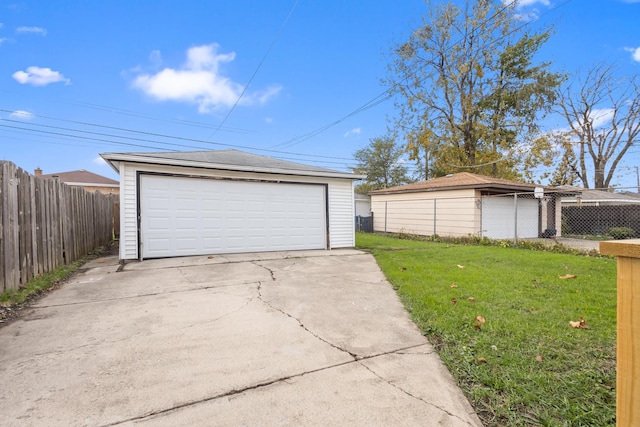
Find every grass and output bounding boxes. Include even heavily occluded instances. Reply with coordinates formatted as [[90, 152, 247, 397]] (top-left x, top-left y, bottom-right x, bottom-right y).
[[0, 242, 115, 316], [356, 232, 616, 427]]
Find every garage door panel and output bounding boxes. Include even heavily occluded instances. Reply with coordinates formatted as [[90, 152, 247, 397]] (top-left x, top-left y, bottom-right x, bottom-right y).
[[482, 197, 538, 239], [140, 176, 326, 258]]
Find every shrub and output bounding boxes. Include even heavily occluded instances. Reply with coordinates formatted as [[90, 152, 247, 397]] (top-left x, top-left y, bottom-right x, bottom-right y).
[[608, 226, 635, 240]]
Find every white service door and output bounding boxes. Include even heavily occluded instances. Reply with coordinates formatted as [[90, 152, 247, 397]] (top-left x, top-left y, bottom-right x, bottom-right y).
[[481, 196, 539, 239], [140, 175, 327, 258]]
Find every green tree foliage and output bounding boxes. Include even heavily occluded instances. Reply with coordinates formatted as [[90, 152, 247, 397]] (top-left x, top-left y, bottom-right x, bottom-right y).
[[386, 0, 564, 180], [553, 64, 640, 189], [351, 136, 411, 194]]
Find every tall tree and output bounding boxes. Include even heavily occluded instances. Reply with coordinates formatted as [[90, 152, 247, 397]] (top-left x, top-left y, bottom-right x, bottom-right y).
[[386, 0, 564, 179], [351, 136, 411, 194], [553, 64, 640, 189]]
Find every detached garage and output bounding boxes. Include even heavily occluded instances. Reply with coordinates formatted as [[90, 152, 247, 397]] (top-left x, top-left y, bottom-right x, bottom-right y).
[[369, 172, 570, 240], [101, 150, 363, 260]]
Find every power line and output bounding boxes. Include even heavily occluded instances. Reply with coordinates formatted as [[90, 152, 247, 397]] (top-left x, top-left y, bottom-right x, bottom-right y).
[[0, 108, 355, 162], [209, 0, 299, 139], [271, 0, 573, 150], [0, 122, 359, 169]]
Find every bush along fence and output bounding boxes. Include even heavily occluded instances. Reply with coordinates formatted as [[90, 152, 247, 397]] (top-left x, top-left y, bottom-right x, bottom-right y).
[[0, 161, 117, 293]]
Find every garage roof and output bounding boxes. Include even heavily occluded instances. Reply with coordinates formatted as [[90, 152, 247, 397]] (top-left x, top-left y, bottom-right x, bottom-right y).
[[370, 172, 554, 195], [101, 149, 364, 180]]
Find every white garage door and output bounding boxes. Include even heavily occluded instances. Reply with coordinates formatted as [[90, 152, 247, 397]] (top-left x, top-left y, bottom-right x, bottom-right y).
[[482, 196, 539, 239], [140, 175, 327, 258]]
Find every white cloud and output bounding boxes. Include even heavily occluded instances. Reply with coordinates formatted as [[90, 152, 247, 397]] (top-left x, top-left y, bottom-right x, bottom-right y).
[[9, 110, 35, 120], [0, 37, 8, 45], [12, 66, 70, 86], [0, 23, 4, 28], [624, 47, 640, 62], [131, 43, 281, 113], [265, 117, 273, 124], [93, 156, 107, 165], [344, 127, 361, 138], [16, 26, 47, 36]]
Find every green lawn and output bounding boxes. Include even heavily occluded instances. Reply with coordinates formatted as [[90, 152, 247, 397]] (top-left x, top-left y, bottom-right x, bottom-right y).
[[356, 232, 616, 427]]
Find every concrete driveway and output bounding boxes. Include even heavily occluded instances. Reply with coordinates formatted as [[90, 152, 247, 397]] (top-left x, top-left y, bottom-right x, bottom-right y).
[[0, 250, 482, 427]]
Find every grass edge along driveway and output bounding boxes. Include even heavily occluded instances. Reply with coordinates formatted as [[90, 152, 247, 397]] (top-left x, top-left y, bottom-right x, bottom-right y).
[[356, 232, 616, 427]]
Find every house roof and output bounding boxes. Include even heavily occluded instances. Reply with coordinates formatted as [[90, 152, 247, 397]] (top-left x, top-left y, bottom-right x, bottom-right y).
[[100, 149, 364, 180], [561, 186, 640, 204], [40, 169, 119, 186], [369, 172, 549, 195]]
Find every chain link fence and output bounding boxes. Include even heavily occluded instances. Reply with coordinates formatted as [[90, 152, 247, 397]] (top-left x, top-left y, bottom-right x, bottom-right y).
[[362, 186, 640, 244]]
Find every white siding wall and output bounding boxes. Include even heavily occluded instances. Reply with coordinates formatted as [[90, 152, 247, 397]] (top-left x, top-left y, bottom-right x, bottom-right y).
[[328, 180, 355, 248], [370, 189, 480, 237], [120, 163, 139, 260], [119, 162, 356, 259]]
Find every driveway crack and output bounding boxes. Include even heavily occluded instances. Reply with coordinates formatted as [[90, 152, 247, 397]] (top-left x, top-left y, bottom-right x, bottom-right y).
[[100, 358, 357, 426], [255, 281, 358, 360], [357, 361, 477, 427], [251, 261, 276, 281]]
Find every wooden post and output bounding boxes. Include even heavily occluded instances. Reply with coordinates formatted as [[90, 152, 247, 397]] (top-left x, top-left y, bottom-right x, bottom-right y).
[[600, 239, 640, 427]]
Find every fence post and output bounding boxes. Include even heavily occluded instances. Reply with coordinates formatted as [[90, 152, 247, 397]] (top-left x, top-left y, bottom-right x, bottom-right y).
[[433, 198, 437, 238], [513, 193, 518, 244], [384, 201, 388, 233], [599, 239, 640, 427]]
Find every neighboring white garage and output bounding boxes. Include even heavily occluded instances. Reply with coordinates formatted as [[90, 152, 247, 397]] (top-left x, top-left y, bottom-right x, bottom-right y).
[[369, 172, 575, 240], [101, 150, 363, 260]]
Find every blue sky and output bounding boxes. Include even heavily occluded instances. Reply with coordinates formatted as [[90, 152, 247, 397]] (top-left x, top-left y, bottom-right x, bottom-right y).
[[1, 0, 639, 188]]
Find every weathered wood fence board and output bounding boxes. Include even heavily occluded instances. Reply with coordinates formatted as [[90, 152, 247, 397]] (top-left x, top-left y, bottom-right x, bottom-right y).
[[0, 161, 116, 293]]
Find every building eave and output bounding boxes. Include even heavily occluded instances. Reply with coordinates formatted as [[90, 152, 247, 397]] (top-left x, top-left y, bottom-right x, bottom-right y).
[[100, 153, 364, 181]]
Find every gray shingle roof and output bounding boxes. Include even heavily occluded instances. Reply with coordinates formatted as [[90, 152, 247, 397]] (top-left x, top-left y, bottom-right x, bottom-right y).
[[101, 149, 363, 179], [40, 169, 119, 185], [369, 172, 543, 195]]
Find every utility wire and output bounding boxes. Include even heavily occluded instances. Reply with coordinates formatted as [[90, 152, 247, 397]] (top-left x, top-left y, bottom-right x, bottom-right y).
[[208, 0, 299, 139], [0, 109, 353, 162], [0, 122, 357, 168], [273, 0, 573, 150]]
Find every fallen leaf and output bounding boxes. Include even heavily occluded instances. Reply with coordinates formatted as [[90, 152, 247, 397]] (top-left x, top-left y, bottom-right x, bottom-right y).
[[491, 345, 498, 351], [207, 256, 214, 259], [451, 298, 457, 305], [468, 297, 476, 302], [558, 274, 577, 280], [473, 324, 482, 330], [457, 264, 465, 269], [450, 284, 458, 288], [569, 317, 590, 329], [535, 355, 543, 362], [97, 259, 105, 264], [477, 357, 487, 363], [475, 315, 486, 324], [400, 267, 407, 271]]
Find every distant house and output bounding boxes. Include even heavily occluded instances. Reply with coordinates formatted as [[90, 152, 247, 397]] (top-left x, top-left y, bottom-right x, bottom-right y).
[[561, 187, 640, 206], [369, 172, 578, 240], [36, 168, 119, 195], [561, 186, 640, 236]]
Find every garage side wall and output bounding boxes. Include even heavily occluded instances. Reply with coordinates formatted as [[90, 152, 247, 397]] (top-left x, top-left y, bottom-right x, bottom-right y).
[[328, 180, 355, 249], [119, 162, 356, 259], [119, 163, 138, 260], [370, 189, 480, 237]]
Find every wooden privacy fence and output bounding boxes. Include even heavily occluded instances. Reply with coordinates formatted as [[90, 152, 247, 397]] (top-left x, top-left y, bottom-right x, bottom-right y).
[[0, 161, 116, 293]]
